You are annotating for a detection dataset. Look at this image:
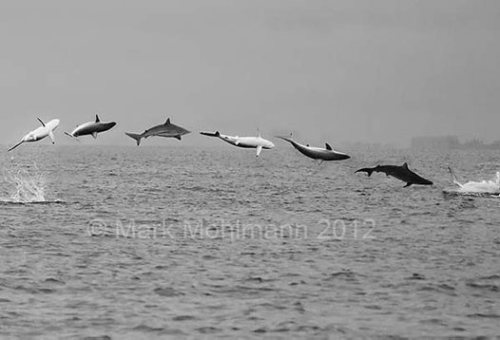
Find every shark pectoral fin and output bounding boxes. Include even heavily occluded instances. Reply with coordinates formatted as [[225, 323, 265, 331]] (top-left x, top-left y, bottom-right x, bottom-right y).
[[92, 132, 98, 139], [325, 143, 332, 151], [404, 182, 412, 188], [176, 135, 181, 141], [49, 131, 55, 144], [256, 145, 263, 157], [235, 140, 240, 146]]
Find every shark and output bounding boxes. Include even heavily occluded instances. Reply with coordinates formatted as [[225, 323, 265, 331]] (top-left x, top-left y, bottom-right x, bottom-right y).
[[355, 163, 433, 187], [200, 131, 275, 156], [65, 114, 116, 139], [8, 118, 60, 152], [276, 134, 350, 161], [125, 118, 190, 146]]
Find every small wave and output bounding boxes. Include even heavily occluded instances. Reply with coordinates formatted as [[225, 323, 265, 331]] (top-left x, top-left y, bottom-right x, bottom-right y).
[[467, 313, 500, 319], [443, 190, 500, 198], [466, 282, 499, 292], [153, 287, 185, 297], [82, 336, 112, 340], [0, 199, 65, 206], [132, 324, 166, 333]]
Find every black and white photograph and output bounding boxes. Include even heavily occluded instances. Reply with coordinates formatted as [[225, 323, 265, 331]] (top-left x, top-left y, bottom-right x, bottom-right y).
[[0, 1, 499, 338]]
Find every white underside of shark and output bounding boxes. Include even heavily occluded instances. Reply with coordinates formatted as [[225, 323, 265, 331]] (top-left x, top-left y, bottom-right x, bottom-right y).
[[8, 118, 60, 152], [200, 131, 275, 156]]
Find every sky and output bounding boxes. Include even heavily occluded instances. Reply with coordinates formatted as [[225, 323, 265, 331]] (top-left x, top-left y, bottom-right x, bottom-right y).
[[0, 0, 499, 147]]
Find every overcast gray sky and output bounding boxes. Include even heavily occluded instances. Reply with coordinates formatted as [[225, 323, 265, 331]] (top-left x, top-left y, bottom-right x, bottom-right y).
[[1, 0, 499, 146]]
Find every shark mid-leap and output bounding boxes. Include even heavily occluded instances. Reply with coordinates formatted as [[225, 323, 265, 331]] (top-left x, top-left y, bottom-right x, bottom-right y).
[[125, 118, 190, 146], [200, 131, 275, 156], [276, 134, 350, 161], [65, 114, 116, 139], [8, 118, 60, 152], [355, 163, 433, 187]]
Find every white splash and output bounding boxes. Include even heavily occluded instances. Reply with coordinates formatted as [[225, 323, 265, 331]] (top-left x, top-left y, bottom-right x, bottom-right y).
[[2, 166, 46, 203], [449, 168, 500, 194]]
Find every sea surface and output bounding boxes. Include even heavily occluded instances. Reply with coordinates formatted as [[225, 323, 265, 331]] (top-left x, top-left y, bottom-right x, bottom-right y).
[[0, 144, 499, 339]]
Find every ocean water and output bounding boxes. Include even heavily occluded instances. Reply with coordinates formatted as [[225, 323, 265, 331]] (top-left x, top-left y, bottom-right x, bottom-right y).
[[0, 144, 499, 339]]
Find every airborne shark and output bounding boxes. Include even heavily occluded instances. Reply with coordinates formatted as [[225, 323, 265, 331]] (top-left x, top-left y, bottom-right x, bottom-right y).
[[65, 114, 116, 139], [8, 118, 60, 152], [276, 134, 350, 161], [200, 131, 274, 157], [125, 118, 190, 146], [355, 163, 433, 187]]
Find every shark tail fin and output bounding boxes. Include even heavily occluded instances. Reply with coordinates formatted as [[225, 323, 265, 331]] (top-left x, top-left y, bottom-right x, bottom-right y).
[[125, 132, 142, 146], [355, 168, 374, 177], [200, 131, 220, 137], [8, 140, 24, 152], [275, 134, 293, 144], [448, 167, 463, 188], [64, 132, 81, 142]]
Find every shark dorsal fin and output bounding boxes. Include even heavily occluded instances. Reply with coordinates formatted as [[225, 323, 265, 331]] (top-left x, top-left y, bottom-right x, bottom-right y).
[[95, 114, 100, 123], [215, 131, 220, 137], [325, 143, 332, 151], [165, 118, 171, 125], [37, 118, 46, 127], [403, 162, 409, 169]]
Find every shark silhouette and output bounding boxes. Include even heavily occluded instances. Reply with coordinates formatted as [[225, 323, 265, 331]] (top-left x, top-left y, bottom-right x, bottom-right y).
[[355, 163, 433, 187], [125, 118, 190, 146], [276, 134, 350, 161]]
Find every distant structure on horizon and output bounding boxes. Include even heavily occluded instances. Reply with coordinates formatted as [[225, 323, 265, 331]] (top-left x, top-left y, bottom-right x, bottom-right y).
[[411, 136, 500, 150]]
